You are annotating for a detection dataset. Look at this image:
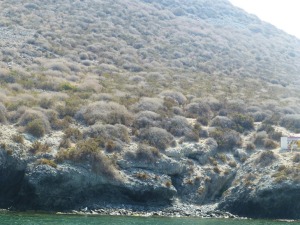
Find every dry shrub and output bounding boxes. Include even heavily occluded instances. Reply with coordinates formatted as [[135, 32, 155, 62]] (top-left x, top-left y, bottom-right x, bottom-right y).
[[256, 150, 277, 166], [133, 111, 162, 129], [231, 113, 254, 132], [165, 116, 192, 136], [210, 116, 233, 129], [280, 114, 300, 133], [39, 98, 54, 109], [64, 127, 83, 142], [50, 116, 70, 130], [25, 119, 47, 138], [254, 131, 268, 146], [56, 139, 119, 179], [165, 180, 172, 188], [228, 160, 237, 168], [184, 130, 199, 142], [263, 138, 278, 149], [85, 123, 130, 143], [18, 109, 50, 131], [250, 111, 268, 122], [12, 134, 24, 144], [46, 61, 71, 73], [132, 97, 164, 113], [226, 100, 246, 114], [185, 102, 212, 118], [197, 116, 209, 126], [0, 103, 7, 124], [37, 158, 57, 168], [57, 96, 82, 118], [105, 140, 122, 153], [209, 128, 241, 150], [159, 90, 187, 105], [76, 101, 133, 125], [30, 141, 50, 154], [138, 127, 174, 150], [293, 154, 300, 163], [135, 172, 150, 180], [59, 138, 72, 149], [245, 142, 256, 151], [127, 144, 160, 163]]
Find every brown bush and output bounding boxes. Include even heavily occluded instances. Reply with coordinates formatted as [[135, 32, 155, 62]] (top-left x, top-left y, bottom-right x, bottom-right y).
[[293, 154, 300, 163], [256, 150, 277, 166], [165, 116, 192, 137], [29, 141, 50, 154], [12, 134, 24, 144], [127, 144, 160, 163], [159, 90, 187, 105], [185, 102, 212, 118], [18, 109, 50, 133], [133, 111, 161, 129], [209, 128, 241, 150], [132, 97, 164, 113], [56, 139, 119, 179], [245, 142, 256, 151], [64, 127, 83, 142], [184, 130, 199, 142], [211, 116, 233, 129], [138, 127, 174, 150], [25, 119, 47, 137], [263, 138, 278, 149], [85, 124, 130, 143], [135, 172, 150, 180], [76, 101, 133, 125], [37, 158, 57, 168], [0, 103, 7, 124]]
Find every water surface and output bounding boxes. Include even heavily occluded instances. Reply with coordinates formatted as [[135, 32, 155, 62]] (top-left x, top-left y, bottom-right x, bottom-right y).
[[0, 212, 298, 225]]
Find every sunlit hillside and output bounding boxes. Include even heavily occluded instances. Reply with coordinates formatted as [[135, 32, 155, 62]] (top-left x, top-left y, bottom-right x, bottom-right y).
[[1, 0, 300, 217]]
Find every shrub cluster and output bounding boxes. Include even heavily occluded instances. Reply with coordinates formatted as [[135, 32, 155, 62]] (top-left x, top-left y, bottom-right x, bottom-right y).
[[280, 114, 300, 133], [56, 139, 119, 178], [126, 144, 160, 163], [29, 141, 50, 154], [209, 128, 241, 150], [76, 101, 133, 126], [138, 127, 174, 150]]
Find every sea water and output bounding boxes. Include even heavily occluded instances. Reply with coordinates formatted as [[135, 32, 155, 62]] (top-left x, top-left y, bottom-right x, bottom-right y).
[[0, 212, 298, 225]]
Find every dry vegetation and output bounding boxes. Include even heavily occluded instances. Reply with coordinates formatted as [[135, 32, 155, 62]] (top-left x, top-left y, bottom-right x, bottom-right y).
[[0, 0, 300, 177]]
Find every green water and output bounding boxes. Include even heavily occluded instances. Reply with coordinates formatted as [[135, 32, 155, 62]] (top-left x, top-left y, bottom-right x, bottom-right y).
[[0, 212, 298, 225]]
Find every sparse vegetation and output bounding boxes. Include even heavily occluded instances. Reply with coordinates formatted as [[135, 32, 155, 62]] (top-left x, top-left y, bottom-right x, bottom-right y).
[[29, 141, 50, 154], [256, 151, 277, 166], [12, 134, 24, 144], [37, 158, 57, 168]]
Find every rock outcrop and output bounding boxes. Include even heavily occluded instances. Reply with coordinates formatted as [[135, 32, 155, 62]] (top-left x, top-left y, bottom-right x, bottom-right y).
[[219, 150, 300, 219], [0, 150, 26, 208]]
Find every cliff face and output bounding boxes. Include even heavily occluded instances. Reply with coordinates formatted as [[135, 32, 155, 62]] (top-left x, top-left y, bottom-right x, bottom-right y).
[[219, 150, 300, 219], [0, 0, 300, 219], [1, 125, 300, 219]]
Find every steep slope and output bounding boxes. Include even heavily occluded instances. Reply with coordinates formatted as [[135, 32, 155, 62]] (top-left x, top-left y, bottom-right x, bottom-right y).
[[0, 0, 300, 219], [1, 0, 300, 78]]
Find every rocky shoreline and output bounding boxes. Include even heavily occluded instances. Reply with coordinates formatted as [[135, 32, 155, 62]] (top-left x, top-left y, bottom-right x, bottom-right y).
[[59, 203, 239, 219]]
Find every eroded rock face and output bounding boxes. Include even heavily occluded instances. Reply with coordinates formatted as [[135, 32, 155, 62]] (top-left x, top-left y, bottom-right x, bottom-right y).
[[219, 151, 300, 219], [15, 162, 177, 210], [0, 150, 26, 208]]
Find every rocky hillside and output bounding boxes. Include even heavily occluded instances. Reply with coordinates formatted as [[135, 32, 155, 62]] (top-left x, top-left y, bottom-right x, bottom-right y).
[[1, 0, 300, 219]]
